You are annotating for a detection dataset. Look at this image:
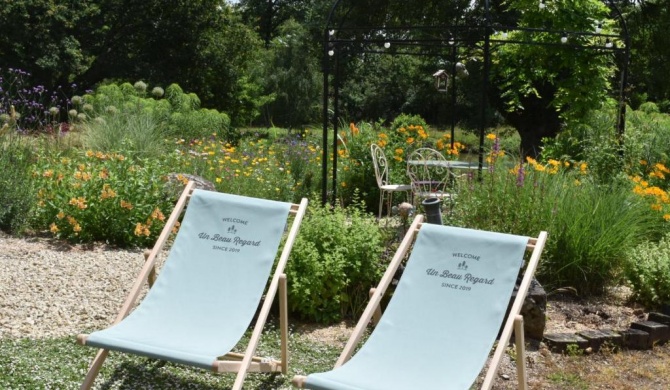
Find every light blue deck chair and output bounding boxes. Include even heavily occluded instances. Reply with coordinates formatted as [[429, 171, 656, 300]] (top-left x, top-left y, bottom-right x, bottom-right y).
[[77, 181, 308, 390], [293, 215, 547, 390]]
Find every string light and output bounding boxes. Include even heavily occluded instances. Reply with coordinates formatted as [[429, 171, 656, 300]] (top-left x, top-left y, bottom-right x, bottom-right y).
[[384, 42, 391, 49], [539, 0, 546, 10], [560, 33, 568, 44], [605, 39, 613, 48], [328, 50, 334, 56], [595, 23, 602, 34]]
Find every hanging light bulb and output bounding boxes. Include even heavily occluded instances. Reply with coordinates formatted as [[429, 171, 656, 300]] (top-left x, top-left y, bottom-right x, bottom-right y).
[[560, 33, 568, 44], [502, 31, 508, 39], [328, 50, 334, 56], [605, 39, 613, 48], [448, 36, 455, 45], [384, 42, 391, 49], [595, 23, 602, 34], [329, 29, 335, 36], [539, 0, 546, 10]]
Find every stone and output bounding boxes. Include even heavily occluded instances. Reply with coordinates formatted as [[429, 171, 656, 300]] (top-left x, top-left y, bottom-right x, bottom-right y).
[[648, 312, 670, 326], [619, 328, 651, 350], [630, 320, 670, 345], [506, 278, 547, 340], [164, 173, 216, 200], [577, 329, 622, 352], [543, 333, 589, 353]]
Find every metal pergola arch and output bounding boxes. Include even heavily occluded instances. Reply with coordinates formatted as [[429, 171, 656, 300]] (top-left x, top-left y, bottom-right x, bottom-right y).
[[320, 0, 630, 205]]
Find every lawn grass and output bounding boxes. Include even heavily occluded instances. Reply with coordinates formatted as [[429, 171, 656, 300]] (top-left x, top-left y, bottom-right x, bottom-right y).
[[0, 322, 343, 390]]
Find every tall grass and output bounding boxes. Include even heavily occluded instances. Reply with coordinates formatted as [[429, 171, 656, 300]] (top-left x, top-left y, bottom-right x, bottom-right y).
[[81, 113, 168, 159], [546, 179, 664, 295], [448, 154, 665, 295], [0, 131, 36, 233]]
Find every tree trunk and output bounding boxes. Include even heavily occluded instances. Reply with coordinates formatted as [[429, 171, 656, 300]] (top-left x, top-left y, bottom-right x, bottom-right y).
[[501, 87, 563, 159]]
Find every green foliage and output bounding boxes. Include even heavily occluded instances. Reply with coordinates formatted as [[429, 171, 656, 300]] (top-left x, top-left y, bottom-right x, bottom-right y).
[[336, 122, 380, 209], [0, 132, 35, 233], [625, 233, 670, 308], [286, 201, 385, 323], [544, 179, 662, 295], [257, 19, 321, 128], [78, 82, 236, 154], [31, 150, 177, 247], [448, 144, 664, 295], [175, 134, 321, 203], [623, 108, 670, 177]]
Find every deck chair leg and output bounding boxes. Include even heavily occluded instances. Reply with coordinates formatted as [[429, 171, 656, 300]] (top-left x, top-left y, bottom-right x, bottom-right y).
[[513, 315, 528, 390], [143, 249, 157, 288], [279, 274, 289, 374], [369, 288, 382, 326], [80, 349, 109, 390]]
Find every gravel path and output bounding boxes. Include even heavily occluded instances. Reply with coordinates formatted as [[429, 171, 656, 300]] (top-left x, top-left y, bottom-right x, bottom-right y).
[[0, 232, 148, 339]]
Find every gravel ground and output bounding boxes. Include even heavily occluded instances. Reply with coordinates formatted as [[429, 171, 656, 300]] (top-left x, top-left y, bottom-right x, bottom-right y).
[[0, 232, 147, 339]]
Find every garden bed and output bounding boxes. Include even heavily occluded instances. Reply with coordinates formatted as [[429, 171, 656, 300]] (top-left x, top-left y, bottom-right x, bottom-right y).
[[2, 233, 669, 389]]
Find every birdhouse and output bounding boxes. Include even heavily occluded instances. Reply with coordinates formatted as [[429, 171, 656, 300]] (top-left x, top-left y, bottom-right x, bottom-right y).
[[433, 69, 449, 92]]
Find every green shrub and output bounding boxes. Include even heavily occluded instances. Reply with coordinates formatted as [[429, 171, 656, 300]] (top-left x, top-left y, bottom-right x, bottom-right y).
[[625, 233, 670, 309], [78, 82, 237, 151], [0, 132, 36, 233], [286, 200, 385, 323], [31, 150, 177, 247]]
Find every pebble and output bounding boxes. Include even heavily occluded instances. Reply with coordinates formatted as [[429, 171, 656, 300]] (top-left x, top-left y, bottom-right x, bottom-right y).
[[0, 233, 151, 339]]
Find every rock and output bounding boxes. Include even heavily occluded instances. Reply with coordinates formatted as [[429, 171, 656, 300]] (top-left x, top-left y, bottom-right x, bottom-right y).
[[506, 278, 547, 340], [164, 173, 216, 199]]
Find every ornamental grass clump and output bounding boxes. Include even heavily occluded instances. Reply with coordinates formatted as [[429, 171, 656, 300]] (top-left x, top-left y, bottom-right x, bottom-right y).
[[448, 134, 665, 295], [31, 150, 176, 247], [0, 131, 36, 233]]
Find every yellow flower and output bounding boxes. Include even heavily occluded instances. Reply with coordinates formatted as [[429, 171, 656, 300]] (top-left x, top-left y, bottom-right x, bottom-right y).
[[98, 168, 109, 179], [134, 223, 150, 237], [579, 162, 588, 173], [151, 207, 165, 222], [341, 182, 347, 187], [172, 221, 181, 234], [56, 211, 65, 219], [664, 214, 670, 221], [120, 200, 134, 210], [486, 133, 496, 140], [68, 197, 87, 210], [395, 148, 404, 155], [73, 224, 82, 233], [86, 150, 94, 157], [100, 184, 117, 200], [49, 223, 59, 233], [43, 170, 54, 178], [406, 137, 415, 144]]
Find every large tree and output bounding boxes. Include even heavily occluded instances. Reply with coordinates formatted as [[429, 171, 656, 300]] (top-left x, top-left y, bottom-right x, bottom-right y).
[[0, 1, 266, 123], [489, 0, 619, 157]]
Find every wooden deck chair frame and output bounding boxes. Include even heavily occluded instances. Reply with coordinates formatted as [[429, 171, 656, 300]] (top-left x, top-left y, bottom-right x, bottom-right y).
[[78, 180, 308, 390], [293, 214, 547, 390]]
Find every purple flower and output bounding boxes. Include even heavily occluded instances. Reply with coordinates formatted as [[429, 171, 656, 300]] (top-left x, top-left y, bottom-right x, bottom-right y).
[[516, 164, 525, 187]]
